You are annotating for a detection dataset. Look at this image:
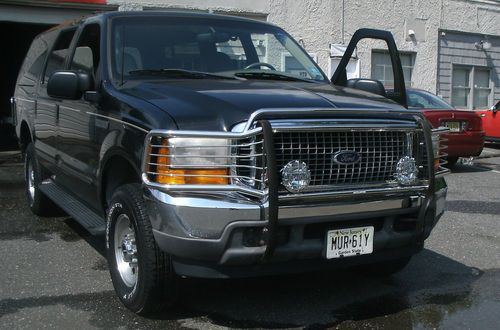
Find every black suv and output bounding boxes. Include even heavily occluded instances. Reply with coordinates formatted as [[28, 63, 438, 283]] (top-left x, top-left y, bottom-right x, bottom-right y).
[[12, 11, 448, 314]]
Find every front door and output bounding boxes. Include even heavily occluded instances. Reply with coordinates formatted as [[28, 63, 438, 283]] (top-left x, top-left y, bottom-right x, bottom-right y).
[[57, 23, 102, 210]]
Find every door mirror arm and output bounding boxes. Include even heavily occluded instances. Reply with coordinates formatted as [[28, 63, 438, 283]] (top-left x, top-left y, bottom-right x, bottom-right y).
[[84, 91, 100, 103]]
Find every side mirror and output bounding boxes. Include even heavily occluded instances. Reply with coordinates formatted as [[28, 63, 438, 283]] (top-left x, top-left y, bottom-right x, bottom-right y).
[[346, 78, 386, 97], [491, 101, 500, 113], [47, 70, 93, 100]]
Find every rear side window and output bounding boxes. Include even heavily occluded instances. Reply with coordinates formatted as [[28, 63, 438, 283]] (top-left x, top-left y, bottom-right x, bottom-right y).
[[43, 28, 76, 83], [16, 33, 55, 86], [407, 90, 453, 110]]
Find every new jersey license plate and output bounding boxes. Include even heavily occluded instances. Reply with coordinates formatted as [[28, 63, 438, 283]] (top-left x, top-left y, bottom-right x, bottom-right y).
[[326, 226, 374, 259], [444, 121, 463, 132]]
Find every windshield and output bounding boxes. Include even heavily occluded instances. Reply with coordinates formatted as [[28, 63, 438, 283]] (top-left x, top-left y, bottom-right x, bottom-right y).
[[407, 89, 454, 110], [110, 16, 327, 83]]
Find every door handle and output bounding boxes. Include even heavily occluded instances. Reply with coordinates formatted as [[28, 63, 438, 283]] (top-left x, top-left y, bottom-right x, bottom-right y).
[[95, 117, 109, 129]]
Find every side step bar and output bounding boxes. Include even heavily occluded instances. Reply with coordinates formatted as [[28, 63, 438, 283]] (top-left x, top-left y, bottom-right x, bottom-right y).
[[39, 181, 105, 235]]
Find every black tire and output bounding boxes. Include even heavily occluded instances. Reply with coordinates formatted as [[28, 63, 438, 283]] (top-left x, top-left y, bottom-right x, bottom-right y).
[[106, 183, 178, 315], [24, 143, 61, 216], [355, 256, 411, 277], [445, 156, 459, 169]]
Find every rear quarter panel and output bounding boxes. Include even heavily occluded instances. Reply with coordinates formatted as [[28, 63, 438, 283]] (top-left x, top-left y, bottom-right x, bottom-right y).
[[423, 110, 485, 157]]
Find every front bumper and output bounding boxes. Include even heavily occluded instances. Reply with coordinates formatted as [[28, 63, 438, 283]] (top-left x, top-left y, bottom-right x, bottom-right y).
[[144, 179, 447, 278]]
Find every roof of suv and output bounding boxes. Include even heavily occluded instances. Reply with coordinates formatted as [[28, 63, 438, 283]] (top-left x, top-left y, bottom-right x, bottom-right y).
[[53, 10, 274, 31]]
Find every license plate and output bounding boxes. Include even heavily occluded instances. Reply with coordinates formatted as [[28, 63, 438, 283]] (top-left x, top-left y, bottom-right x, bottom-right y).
[[444, 121, 463, 132], [326, 226, 374, 259]]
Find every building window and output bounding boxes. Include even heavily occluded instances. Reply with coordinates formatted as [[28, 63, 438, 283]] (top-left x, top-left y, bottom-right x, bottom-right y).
[[451, 67, 470, 108], [371, 50, 415, 87], [281, 52, 318, 78], [452, 65, 492, 109], [474, 68, 491, 108]]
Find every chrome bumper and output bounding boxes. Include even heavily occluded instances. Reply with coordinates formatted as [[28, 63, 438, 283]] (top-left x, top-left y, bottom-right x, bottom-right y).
[[144, 183, 446, 267]]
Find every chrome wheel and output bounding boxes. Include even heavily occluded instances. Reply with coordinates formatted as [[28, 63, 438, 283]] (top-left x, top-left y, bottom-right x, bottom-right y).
[[114, 214, 139, 288], [27, 159, 35, 203]]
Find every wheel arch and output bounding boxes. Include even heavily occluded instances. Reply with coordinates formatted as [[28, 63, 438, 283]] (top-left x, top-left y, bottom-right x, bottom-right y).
[[19, 120, 33, 153], [99, 149, 142, 211]]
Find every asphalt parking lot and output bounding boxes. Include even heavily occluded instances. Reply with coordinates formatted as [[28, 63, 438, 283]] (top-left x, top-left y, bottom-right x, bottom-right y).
[[1, 147, 500, 329]]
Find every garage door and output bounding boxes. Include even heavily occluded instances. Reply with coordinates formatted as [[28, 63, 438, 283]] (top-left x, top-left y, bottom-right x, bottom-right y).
[[0, 1, 115, 150]]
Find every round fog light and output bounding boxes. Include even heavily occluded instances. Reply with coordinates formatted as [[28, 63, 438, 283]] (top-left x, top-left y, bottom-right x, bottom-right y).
[[395, 156, 418, 185], [281, 160, 311, 193]]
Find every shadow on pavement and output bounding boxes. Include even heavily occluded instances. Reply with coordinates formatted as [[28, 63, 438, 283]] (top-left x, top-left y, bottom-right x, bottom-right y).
[[0, 248, 489, 329], [162, 249, 486, 328], [446, 200, 500, 215], [448, 163, 491, 173]]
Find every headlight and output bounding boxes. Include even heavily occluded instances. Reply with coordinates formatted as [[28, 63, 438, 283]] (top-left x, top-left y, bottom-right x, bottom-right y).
[[153, 137, 230, 185], [168, 137, 230, 168]]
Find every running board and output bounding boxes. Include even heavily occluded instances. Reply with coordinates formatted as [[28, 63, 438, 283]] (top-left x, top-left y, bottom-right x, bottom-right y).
[[39, 181, 105, 235]]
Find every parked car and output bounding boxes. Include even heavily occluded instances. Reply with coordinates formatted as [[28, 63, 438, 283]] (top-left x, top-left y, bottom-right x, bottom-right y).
[[405, 88, 485, 168], [476, 101, 500, 143], [12, 11, 448, 315]]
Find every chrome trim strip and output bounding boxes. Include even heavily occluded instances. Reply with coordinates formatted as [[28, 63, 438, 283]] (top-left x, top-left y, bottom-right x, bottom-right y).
[[148, 127, 263, 139], [147, 171, 266, 183], [143, 173, 268, 197], [269, 119, 419, 132], [149, 162, 266, 170], [150, 188, 261, 210], [149, 153, 264, 159], [271, 126, 419, 132], [15, 97, 35, 103], [243, 108, 423, 132], [86, 112, 149, 133], [283, 181, 424, 194], [432, 127, 451, 177], [59, 105, 82, 113], [278, 185, 429, 201], [10, 97, 17, 126], [279, 198, 412, 219]]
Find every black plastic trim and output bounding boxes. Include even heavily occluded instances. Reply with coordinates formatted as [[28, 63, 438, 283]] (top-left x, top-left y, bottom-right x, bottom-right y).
[[260, 120, 279, 261], [331, 28, 408, 108]]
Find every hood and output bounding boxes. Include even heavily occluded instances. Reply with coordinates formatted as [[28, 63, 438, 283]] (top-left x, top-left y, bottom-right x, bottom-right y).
[[119, 79, 406, 131]]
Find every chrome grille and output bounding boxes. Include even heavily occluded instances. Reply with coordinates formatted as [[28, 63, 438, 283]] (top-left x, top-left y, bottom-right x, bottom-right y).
[[274, 130, 410, 191]]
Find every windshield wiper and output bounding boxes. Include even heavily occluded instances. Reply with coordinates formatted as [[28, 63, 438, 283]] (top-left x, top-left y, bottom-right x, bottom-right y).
[[234, 71, 314, 82], [128, 68, 235, 79]]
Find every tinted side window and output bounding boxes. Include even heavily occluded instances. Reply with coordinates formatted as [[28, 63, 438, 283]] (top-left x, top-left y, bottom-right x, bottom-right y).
[[17, 32, 55, 86], [43, 28, 76, 83], [70, 24, 100, 76]]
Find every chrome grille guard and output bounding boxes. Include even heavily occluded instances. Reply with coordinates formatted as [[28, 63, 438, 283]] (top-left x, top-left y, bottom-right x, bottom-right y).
[[142, 108, 446, 199]]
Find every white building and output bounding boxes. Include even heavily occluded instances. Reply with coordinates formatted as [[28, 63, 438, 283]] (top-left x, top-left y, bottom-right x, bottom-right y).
[[2, 0, 500, 120]]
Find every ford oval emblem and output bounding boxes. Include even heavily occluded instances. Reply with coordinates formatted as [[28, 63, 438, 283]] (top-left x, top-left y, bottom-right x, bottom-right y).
[[333, 150, 361, 165]]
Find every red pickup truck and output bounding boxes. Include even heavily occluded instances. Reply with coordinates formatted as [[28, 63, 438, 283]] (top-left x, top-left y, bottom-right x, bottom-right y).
[[476, 101, 500, 143], [406, 89, 485, 168]]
